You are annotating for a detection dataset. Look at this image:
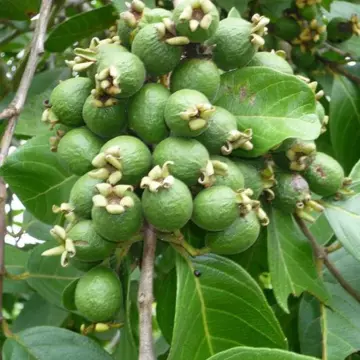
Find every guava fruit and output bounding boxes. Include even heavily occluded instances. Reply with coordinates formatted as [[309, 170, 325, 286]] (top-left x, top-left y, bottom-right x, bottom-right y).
[[164, 89, 214, 136], [69, 258, 102, 272], [196, 106, 253, 155], [128, 83, 170, 144], [92, 185, 143, 242], [82, 94, 127, 139], [208, 14, 269, 70], [170, 58, 220, 101], [274, 17, 301, 41], [57, 127, 103, 176], [173, 0, 220, 43], [291, 46, 316, 69], [42, 77, 92, 127], [141, 163, 193, 232], [315, 101, 328, 133], [327, 17, 353, 43], [205, 210, 260, 255], [131, 21, 188, 76], [298, 4, 318, 21], [247, 51, 294, 75], [74, 266, 123, 323], [90, 135, 152, 186], [153, 137, 210, 186]]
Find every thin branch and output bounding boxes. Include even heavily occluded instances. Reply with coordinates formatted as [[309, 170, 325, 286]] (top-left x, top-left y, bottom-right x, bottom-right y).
[[295, 215, 360, 303], [138, 223, 157, 360], [0, 0, 53, 324]]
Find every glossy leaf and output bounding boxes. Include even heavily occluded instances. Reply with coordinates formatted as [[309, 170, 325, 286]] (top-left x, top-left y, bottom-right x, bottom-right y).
[[207, 347, 318, 360], [26, 242, 83, 308], [267, 208, 329, 313], [12, 293, 69, 332], [0, 133, 78, 224], [215, 67, 320, 157], [330, 75, 360, 172], [0, 0, 40, 20], [45, 5, 118, 52], [167, 254, 286, 360], [2, 326, 113, 360]]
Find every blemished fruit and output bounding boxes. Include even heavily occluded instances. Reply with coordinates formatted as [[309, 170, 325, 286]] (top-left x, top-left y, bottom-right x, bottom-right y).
[[57, 127, 103, 176], [192, 185, 239, 231], [82, 94, 127, 139], [172, 0, 220, 43], [327, 17, 353, 43], [128, 83, 170, 144], [43, 77, 93, 127], [164, 89, 214, 136], [152, 137, 210, 186], [74, 266, 123, 323], [304, 152, 345, 197], [205, 211, 260, 255], [247, 51, 294, 75], [67, 220, 116, 262], [170, 58, 220, 101]]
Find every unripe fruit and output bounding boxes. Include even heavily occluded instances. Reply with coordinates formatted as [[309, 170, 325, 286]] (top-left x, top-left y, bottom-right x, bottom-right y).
[[291, 46, 316, 69], [192, 186, 238, 231], [164, 89, 214, 136], [205, 211, 260, 255], [74, 267, 123, 323], [170, 58, 220, 101], [247, 51, 294, 75], [69, 258, 102, 272], [82, 94, 127, 139], [298, 4, 318, 21], [57, 127, 103, 176], [153, 137, 210, 186], [196, 106, 253, 155], [173, 0, 220, 43], [129, 83, 170, 144], [327, 17, 353, 43], [274, 17, 301, 41]]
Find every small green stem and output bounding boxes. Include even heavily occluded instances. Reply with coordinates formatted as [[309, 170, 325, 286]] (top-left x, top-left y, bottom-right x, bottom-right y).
[[325, 241, 342, 254]]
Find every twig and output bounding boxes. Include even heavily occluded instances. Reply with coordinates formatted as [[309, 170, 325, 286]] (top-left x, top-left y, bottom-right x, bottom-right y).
[[295, 215, 360, 303], [0, 0, 53, 324], [138, 223, 157, 360]]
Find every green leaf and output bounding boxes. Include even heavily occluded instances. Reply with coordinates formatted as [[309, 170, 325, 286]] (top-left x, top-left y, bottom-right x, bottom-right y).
[[207, 347, 318, 360], [62, 279, 79, 311], [325, 1, 360, 20], [0, 0, 40, 20], [23, 211, 52, 241], [0, 133, 78, 224], [143, 0, 156, 8], [45, 5, 118, 52], [111, 0, 127, 12], [167, 254, 286, 360], [330, 75, 360, 173], [15, 68, 71, 137], [323, 194, 360, 262], [350, 158, 360, 182], [2, 326, 113, 359], [267, 207, 329, 313], [26, 242, 83, 308], [227, 7, 241, 18], [258, 0, 293, 19], [12, 293, 69, 332], [215, 0, 250, 13], [322, 0, 334, 11], [215, 67, 320, 157], [309, 213, 334, 247]]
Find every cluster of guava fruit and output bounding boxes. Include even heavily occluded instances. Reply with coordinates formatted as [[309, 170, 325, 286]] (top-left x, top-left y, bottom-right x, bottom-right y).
[[40, 0, 352, 328]]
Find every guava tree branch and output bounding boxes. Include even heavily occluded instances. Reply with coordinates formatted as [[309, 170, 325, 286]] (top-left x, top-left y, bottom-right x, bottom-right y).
[[295, 215, 360, 303], [0, 0, 53, 324], [138, 223, 157, 360]]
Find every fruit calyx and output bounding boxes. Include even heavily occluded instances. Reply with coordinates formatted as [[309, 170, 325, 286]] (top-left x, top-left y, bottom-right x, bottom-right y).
[[140, 161, 175, 192], [155, 19, 190, 46], [292, 19, 326, 50], [221, 129, 254, 155], [180, 102, 215, 131], [250, 14, 270, 48], [335, 177, 354, 199], [177, 0, 216, 33], [52, 202, 76, 223], [41, 225, 76, 267], [351, 15, 360, 36], [294, 194, 324, 222], [92, 183, 135, 214], [91, 89, 119, 108], [198, 159, 228, 187], [48, 129, 65, 151], [41, 103, 59, 128], [120, 0, 147, 29]]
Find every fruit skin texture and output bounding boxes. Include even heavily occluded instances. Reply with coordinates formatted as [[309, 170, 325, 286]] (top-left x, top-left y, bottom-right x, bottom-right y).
[[197, 106, 238, 154], [192, 185, 238, 231], [142, 178, 193, 232], [57, 127, 103, 176], [68, 220, 116, 262], [131, 24, 183, 76], [170, 59, 220, 101], [69, 172, 103, 219], [92, 191, 143, 242], [205, 211, 260, 255], [82, 95, 127, 139], [304, 152, 345, 197], [164, 89, 211, 137], [272, 172, 310, 213], [100, 136, 152, 185], [247, 52, 294, 75], [74, 266, 123, 323], [210, 155, 244, 191], [210, 17, 256, 71], [50, 77, 93, 126], [153, 137, 210, 186], [129, 83, 170, 144], [327, 17, 353, 43]]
